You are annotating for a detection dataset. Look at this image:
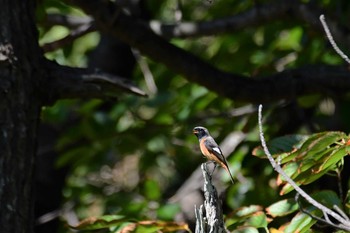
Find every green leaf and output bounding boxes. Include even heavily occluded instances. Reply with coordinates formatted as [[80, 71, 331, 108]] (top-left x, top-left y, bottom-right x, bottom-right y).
[[232, 227, 259, 233], [293, 131, 345, 161], [143, 179, 161, 200], [252, 134, 308, 159], [247, 211, 268, 228], [70, 215, 127, 230], [266, 198, 299, 217], [312, 190, 342, 208], [282, 191, 340, 232], [157, 204, 181, 221], [289, 146, 349, 186], [312, 146, 349, 173], [116, 221, 191, 233], [234, 205, 263, 217], [284, 212, 317, 233]]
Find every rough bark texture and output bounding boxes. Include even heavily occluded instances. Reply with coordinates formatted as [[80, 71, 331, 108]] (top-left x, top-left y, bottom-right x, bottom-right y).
[[0, 0, 44, 232], [195, 164, 226, 233]]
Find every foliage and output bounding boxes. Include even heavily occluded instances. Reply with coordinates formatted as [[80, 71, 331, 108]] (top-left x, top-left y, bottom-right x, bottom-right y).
[[35, 0, 350, 232]]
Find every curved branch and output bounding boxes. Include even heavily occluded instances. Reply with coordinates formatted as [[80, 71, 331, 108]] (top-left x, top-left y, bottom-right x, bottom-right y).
[[151, 1, 350, 52], [320, 15, 350, 64], [149, 1, 294, 38], [67, 0, 350, 103], [44, 60, 146, 103], [258, 105, 350, 231]]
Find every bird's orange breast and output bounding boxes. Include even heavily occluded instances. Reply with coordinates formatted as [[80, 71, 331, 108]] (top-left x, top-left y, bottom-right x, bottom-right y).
[[199, 137, 217, 161]]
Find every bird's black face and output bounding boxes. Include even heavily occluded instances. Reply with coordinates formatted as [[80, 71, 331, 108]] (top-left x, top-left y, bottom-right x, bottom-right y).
[[193, 126, 209, 140]]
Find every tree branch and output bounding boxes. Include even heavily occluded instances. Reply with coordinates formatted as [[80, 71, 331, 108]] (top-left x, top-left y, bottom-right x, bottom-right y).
[[151, 1, 350, 53], [66, 0, 350, 103], [149, 1, 294, 38], [44, 60, 146, 103], [42, 22, 96, 52], [44, 14, 94, 29], [258, 104, 350, 231], [320, 15, 350, 64]]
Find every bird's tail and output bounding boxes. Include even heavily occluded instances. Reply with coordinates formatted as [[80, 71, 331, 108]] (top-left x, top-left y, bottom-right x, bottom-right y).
[[224, 165, 235, 184]]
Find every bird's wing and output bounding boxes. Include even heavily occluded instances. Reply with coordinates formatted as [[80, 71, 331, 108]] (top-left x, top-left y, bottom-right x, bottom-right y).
[[204, 137, 226, 163]]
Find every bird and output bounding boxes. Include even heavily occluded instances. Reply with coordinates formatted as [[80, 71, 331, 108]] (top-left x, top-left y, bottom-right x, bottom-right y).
[[193, 126, 235, 184]]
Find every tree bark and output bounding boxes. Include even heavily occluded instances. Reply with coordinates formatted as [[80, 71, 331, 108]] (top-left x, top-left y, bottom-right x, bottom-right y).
[[195, 164, 226, 233], [0, 0, 44, 232]]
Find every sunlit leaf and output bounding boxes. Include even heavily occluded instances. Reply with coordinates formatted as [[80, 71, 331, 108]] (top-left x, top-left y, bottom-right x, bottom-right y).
[[157, 204, 181, 221], [143, 179, 161, 201], [266, 198, 298, 217], [312, 146, 349, 173], [232, 226, 259, 233], [246, 211, 268, 228], [234, 205, 264, 217], [70, 215, 127, 230], [283, 212, 317, 233]]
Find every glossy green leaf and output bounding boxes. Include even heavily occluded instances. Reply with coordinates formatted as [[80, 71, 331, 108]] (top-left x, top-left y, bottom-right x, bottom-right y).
[[246, 211, 268, 228], [284, 212, 317, 233], [312, 146, 349, 173], [234, 205, 263, 218], [266, 198, 298, 217], [232, 227, 259, 233], [292, 131, 345, 160]]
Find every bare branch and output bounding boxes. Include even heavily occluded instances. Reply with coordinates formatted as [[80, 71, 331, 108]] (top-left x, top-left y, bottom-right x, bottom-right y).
[[45, 60, 146, 103], [258, 104, 350, 231], [149, 1, 293, 38], [44, 14, 93, 29], [319, 15, 350, 64], [132, 49, 157, 95], [295, 193, 344, 230], [148, 1, 350, 47], [333, 205, 350, 221], [42, 22, 96, 52]]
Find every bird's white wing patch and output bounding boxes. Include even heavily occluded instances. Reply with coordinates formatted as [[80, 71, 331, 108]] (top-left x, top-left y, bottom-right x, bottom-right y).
[[212, 147, 222, 155]]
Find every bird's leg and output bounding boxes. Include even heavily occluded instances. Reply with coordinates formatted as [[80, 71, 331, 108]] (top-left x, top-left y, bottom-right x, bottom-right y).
[[209, 162, 217, 177], [204, 161, 217, 180], [204, 161, 217, 175]]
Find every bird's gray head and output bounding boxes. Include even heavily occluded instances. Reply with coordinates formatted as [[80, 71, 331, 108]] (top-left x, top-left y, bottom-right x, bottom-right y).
[[193, 126, 210, 140]]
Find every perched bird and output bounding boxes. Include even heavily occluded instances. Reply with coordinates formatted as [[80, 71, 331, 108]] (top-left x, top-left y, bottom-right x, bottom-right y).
[[193, 126, 235, 184]]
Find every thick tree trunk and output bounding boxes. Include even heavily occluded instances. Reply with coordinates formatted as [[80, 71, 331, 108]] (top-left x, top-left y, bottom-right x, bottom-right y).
[[0, 0, 43, 232]]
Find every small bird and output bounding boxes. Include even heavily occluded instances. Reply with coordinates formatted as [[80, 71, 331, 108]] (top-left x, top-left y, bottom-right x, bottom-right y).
[[193, 126, 235, 184]]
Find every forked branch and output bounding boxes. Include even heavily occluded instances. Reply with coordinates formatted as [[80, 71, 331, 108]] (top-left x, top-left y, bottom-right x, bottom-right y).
[[258, 104, 350, 231]]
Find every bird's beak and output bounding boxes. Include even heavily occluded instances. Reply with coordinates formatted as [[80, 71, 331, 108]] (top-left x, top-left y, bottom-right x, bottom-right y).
[[193, 129, 198, 134]]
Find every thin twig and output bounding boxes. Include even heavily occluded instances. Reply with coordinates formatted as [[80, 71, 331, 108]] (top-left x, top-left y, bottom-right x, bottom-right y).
[[319, 15, 350, 64], [333, 205, 350, 221], [132, 49, 157, 95], [42, 22, 96, 52], [258, 104, 350, 231], [295, 194, 342, 229]]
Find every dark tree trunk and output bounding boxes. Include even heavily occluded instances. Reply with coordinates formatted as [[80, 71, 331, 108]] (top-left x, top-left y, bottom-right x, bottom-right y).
[[0, 0, 44, 232]]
